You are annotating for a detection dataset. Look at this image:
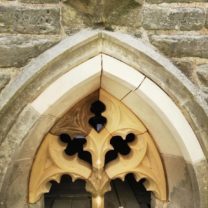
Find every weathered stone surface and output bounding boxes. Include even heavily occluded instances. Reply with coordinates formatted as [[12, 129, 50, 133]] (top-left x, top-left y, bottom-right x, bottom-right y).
[[151, 35, 208, 58], [143, 6, 206, 31], [62, 0, 142, 33], [19, 0, 59, 3], [206, 9, 208, 28], [0, 74, 10, 93], [197, 64, 208, 86], [62, 4, 86, 34], [0, 159, 32, 208], [103, 0, 142, 29], [193, 160, 208, 208], [162, 155, 195, 208], [0, 36, 60, 67], [146, 0, 207, 3], [0, 5, 60, 34], [173, 58, 195, 80]]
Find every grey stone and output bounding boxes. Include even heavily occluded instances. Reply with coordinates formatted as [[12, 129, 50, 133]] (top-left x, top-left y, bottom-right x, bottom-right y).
[[151, 35, 208, 58], [0, 5, 60, 34], [62, 0, 142, 33], [146, 0, 207, 3], [0, 74, 10, 92], [0, 159, 32, 208], [103, 0, 142, 29], [173, 59, 195, 80], [162, 155, 195, 207], [20, 0, 59, 3], [143, 6, 206, 31], [0, 35, 60, 67], [206, 9, 208, 29], [0, 105, 39, 189], [193, 160, 208, 208], [196, 64, 208, 87]]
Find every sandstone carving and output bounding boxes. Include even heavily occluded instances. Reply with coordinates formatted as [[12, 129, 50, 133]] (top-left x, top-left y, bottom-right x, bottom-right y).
[[29, 89, 167, 208]]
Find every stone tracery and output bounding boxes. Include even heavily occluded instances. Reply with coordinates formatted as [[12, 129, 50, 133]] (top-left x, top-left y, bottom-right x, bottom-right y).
[[29, 89, 167, 208]]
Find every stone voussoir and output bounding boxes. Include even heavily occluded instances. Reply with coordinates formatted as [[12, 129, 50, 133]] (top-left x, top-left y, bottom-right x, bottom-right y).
[[143, 5, 206, 31], [150, 35, 208, 58], [0, 35, 60, 68], [0, 5, 60, 34]]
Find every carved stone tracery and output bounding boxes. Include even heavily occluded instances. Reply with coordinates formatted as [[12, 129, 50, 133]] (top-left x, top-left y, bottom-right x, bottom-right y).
[[29, 89, 167, 208]]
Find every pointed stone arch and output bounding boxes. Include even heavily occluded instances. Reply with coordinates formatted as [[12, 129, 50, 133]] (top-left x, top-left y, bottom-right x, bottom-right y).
[[0, 30, 207, 208]]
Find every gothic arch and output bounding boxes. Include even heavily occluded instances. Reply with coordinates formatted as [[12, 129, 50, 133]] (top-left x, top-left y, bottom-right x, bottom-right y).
[[0, 30, 207, 208]]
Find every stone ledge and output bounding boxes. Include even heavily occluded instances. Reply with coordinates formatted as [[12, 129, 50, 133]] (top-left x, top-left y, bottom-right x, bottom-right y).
[[0, 5, 60, 34], [143, 6, 206, 31], [0, 35, 60, 67], [150, 35, 208, 58]]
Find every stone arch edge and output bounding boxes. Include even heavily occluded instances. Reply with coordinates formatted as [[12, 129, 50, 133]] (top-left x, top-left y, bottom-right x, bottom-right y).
[[0, 30, 207, 208], [0, 30, 207, 157]]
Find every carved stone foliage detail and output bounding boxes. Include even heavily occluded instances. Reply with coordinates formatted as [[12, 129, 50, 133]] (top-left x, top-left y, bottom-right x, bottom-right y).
[[29, 89, 167, 207]]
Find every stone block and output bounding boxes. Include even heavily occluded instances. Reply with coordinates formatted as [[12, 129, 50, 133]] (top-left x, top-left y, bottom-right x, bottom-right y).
[[62, 0, 142, 33], [0, 5, 60, 34], [151, 35, 208, 58], [0, 159, 32, 208], [19, 0, 59, 3], [0, 36, 60, 67], [143, 6, 206, 31], [104, 0, 142, 29], [162, 155, 195, 207], [173, 58, 195, 80], [146, 0, 206, 3]]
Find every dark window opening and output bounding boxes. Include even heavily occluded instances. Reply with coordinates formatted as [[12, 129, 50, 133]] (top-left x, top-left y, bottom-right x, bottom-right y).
[[44, 175, 91, 208], [105, 174, 151, 208], [59, 134, 92, 165], [105, 133, 136, 165]]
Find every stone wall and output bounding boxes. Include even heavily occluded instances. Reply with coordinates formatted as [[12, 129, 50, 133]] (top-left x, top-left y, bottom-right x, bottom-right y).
[[0, 0, 207, 102], [0, 1, 207, 208]]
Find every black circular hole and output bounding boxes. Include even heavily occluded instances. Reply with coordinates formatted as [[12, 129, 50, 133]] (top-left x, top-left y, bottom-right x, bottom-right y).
[[90, 100, 106, 114], [60, 133, 71, 143], [126, 133, 135, 142]]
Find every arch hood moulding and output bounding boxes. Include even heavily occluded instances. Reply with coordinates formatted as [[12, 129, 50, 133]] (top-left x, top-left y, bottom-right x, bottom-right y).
[[0, 30, 207, 158], [0, 30, 207, 208]]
